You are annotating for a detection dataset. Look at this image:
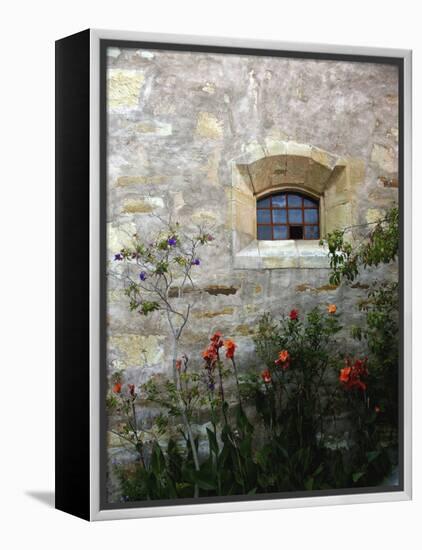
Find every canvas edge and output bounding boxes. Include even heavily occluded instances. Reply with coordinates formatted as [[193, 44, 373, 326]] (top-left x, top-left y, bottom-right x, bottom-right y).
[[89, 28, 412, 521]]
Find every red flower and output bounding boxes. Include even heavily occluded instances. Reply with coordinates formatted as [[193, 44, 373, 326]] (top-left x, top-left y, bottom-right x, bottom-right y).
[[339, 357, 368, 391], [261, 369, 272, 384], [128, 384, 136, 397], [275, 349, 290, 370], [202, 345, 218, 366], [224, 339, 236, 359], [210, 332, 224, 348], [175, 359, 182, 371], [112, 382, 122, 394], [289, 309, 299, 321]]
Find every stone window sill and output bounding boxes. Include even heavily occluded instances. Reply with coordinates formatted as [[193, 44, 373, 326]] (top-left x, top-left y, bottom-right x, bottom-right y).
[[234, 240, 330, 270]]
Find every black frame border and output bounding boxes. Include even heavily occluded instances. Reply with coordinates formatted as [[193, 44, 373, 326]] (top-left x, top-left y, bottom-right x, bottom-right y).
[[55, 29, 91, 520]]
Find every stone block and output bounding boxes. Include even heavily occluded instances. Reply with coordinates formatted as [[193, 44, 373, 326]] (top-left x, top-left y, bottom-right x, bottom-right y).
[[107, 69, 145, 109]]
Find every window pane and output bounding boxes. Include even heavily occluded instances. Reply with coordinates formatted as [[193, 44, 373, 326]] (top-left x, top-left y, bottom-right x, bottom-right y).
[[273, 226, 288, 239], [272, 194, 286, 207], [288, 209, 303, 223], [290, 226, 303, 239], [304, 197, 317, 207], [257, 197, 270, 208], [272, 209, 287, 223], [304, 225, 319, 239], [257, 225, 272, 240], [287, 194, 302, 207], [257, 210, 271, 224], [304, 209, 318, 223]]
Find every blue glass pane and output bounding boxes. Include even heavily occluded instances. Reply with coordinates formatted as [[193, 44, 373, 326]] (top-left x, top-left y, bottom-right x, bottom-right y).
[[257, 225, 272, 240], [272, 194, 286, 207], [304, 197, 317, 207], [274, 226, 288, 239], [288, 209, 303, 223], [257, 210, 271, 224], [257, 197, 270, 208], [304, 209, 318, 223], [272, 209, 287, 223], [304, 225, 319, 239], [287, 194, 302, 207]]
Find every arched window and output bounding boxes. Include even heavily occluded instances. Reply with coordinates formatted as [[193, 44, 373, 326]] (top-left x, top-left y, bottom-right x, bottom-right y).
[[257, 192, 320, 240]]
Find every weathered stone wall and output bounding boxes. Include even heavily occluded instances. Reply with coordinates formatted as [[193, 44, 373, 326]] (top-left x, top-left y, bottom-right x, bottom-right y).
[[106, 46, 399, 472]]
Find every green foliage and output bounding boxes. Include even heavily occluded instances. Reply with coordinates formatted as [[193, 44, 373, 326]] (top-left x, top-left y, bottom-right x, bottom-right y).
[[321, 206, 399, 285], [113, 222, 213, 320], [353, 282, 399, 424], [322, 205, 399, 429], [111, 307, 394, 501]]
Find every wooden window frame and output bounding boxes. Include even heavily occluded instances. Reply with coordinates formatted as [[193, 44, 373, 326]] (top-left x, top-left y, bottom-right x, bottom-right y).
[[257, 192, 320, 241]]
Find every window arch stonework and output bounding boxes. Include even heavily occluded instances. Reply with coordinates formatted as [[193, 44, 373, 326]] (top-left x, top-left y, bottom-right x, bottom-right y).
[[230, 140, 363, 269]]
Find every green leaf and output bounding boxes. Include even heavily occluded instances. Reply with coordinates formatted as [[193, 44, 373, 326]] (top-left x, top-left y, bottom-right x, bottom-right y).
[[193, 470, 217, 491], [304, 477, 314, 491], [352, 472, 365, 483], [206, 428, 219, 456], [366, 451, 380, 463]]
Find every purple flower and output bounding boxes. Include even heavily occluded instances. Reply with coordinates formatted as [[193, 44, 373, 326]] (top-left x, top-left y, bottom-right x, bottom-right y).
[[167, 237, 177, 247], [206, 234, 214, 242], [208, 382, 215, 391], [191, 258, 201, 266], [114, 253, 123, 261], [139, 271, 147, 281]]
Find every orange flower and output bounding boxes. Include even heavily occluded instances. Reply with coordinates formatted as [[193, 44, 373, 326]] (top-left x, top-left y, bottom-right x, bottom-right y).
[[279, 350, 290, 362], [210, 332, 224, 348], [112, 382, 122, 394], [339, 366, 352, 384], [327, 304, 337, 314], [202, 345, 217, 365], [261, 369, 272, 384], [339, 358, 368, 391], [224, 339, 237, 359], [275, 349, 290, 370], [175, 359, 182, 371]]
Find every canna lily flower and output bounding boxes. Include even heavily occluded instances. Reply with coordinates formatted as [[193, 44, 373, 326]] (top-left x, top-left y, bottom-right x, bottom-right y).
[[202, 345, 218, 366], [210, 332, 224, 348], [261, 369, 272, 384], [279, 350, 290, 363], [289, 309, 299, 321], [275, 349, 290, 369], [339, 366, 351, 384], [327, 304, 337, 314], [224, 339, 237, 359], [112, 382, 122, 394], [339, 357, 368, 391]]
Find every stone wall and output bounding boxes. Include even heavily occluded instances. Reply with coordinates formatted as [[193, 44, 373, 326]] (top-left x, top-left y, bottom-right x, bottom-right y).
[[106, 46, 399, 473]]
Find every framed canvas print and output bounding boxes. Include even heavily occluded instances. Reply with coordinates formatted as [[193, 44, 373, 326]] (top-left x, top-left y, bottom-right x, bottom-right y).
[[55, 29, 412, 521]]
